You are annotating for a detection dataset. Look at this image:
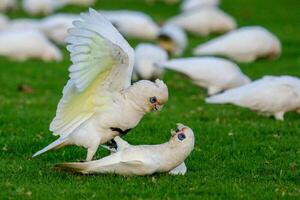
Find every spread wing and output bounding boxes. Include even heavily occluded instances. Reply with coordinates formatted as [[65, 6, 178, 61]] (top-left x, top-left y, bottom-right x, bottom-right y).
[[50, 9, 135, 138]]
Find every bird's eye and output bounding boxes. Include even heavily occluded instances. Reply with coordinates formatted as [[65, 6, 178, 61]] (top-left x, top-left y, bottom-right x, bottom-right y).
[[149, 96, 157, 103], [177, 133, 186, 141]]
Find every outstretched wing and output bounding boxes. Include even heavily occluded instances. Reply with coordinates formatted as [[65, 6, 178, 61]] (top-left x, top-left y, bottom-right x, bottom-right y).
[[50, 9, 135, 137]]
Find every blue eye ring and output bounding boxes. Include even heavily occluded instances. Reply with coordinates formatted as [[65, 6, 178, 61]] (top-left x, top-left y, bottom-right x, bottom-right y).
[[177, 133, 186, 141], [149, 96, 157, 103]]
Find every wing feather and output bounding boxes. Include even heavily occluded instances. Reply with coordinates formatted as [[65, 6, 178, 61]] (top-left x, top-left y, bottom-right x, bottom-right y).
[[50, 9, 134, 137]]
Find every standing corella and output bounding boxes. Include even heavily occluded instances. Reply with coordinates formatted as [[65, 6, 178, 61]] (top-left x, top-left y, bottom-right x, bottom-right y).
[[133, 43, 168, 80], [0, 29, 62, 61], [40, 14, 79, 44], [156, 57, 250, 95], [32, 9, 169, 161], [167, 7, 236, 36], [181, 0, 219, 12], [194, 26, 281, 63], [55, 124, 194, 176], [158, 24, 187, 56], [206, 76, 300, 120], [101, 10, 159, 40]]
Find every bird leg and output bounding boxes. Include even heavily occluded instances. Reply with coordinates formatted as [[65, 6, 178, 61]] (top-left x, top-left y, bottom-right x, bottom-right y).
[[110, 127, 132, 136]]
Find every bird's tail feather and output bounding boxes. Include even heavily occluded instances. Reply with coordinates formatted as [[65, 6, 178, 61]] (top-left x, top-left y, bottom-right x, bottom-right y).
[[54, 162, 90, 174], [206, 92, 233, 104], [32, 137, 68, 158]]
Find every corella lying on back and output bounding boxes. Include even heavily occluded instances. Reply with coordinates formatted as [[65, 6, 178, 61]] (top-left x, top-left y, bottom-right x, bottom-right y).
[[156, 57, 250, 95], [55, 124, 194, 176], [32, 9, 168, 161], [206, 76, 300, 120]]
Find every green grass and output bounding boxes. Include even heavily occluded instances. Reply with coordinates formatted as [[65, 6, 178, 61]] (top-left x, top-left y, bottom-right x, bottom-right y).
[[1, 0, 300, 199]]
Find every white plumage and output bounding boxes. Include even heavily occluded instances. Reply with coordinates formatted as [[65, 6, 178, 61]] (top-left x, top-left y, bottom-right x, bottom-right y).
[[5, 18, 41, 30], [194, 26, 281, 63], [55, 124, 194, 176], [61, 0, 95, 6], [0, 0, 17, 12], [0, 29, 62, 61], [32, 9, 169, 161], [206, 76, 300, 120], [40, 14, 79, 44], [101, 10, 160, 40], [22, 0, 63, 15], [181, 0, 219, 12], [133, 43, 168, 80], [167, 7, 236, 36], [157, 57, 250, 95], [0, 14, 9, 29], [158, 24, 187, 56]]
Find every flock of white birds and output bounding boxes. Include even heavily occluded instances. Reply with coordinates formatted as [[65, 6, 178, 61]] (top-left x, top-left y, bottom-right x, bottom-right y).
[[2, 0, 300, 175]]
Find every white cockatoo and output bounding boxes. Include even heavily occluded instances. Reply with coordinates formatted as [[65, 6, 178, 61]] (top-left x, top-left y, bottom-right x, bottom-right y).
[[133, 43, 168, 81], [40, 14, 79, 44], [206, 76, 300, 120], [0, 0, 17, 12], [157, 24, 187, 56], [102, 136, 187, 175], [22, 0, 64, 15], [55, 124, 194, 176], [0, 29, 62, 61], [156, 57, 250, 95], [0, 14, 9, 29], [194, 26, 282, 63], [61, 0, 95, 6], [5, 18, 41, 30], [101, 10, 160, 40], [181, 0, 219, 12], [32, 9, 169, 161], [167, 7, 236, 36]]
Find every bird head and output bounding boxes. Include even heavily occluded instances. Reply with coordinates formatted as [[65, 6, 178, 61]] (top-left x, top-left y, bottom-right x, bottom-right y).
[[170, 123, 195, 151], [130, 79, 168, 112]]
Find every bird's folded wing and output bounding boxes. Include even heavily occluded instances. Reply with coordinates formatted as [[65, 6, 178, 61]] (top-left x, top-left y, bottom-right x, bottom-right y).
[[50, 9, 135, 137]]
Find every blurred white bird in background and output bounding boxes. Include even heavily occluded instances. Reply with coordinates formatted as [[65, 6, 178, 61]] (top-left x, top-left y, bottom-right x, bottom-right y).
[[133, 43, 168, 80], [156, 57, 250, 95], [167, 7, 236, 36], [22, 0, 64, 15], [101, 10, 160, 40], [194, 26, 281, 63], [181, 0, 219, 12], [32, 9, 169, 161], [40, 14, 79, 44], [157, 24, 187, 56], [4, 18, 40, 30], [206, 76, 300, 120], [55, 124, 194, 176], [0, 29, 62, 61], [22, 0, 95, 15], [61, 0, 95, 6], [0, 0, 17, 12], [0, 14, 9, 28]]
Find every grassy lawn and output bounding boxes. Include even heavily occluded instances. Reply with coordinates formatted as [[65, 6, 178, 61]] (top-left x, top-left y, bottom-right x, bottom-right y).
[[1, 0, 300, 199]]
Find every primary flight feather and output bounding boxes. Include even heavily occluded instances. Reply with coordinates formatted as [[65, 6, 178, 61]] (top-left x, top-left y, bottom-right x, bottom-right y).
[[33, 9, 168, 161]]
